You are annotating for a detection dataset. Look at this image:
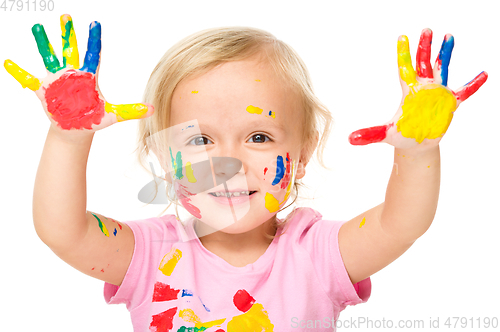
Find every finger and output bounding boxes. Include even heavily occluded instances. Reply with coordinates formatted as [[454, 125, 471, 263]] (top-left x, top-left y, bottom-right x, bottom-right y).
[[416, 28, 433, 78], [4, 59, 42, 91], [31, 24, 61, 73], [105, 102, 154, 121], [60, 14, 80, 69], [348, 125, 389, 145], [454, 71, 488, 104], [433, 34, 454, 86], [80, 21, 101, 74], [397, 35, 417, 86]]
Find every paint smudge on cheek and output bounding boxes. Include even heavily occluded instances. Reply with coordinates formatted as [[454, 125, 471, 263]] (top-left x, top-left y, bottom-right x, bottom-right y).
[[283, 160, 295, 202], [158, 247, 183, 276], [45, 70, 105, 130], [280, 152, 291, 189], [91, 213, 109, 237], [152, 281, 180, 302], [359, 217, 366, 228], [169, 147, 184, 180], [272, 155, 285, 185], [185, 162, 197, 183], [176, 183, 202, 219], [265, 192, 280, 213], [150, 307, 177, 332], [263, 167, 268, 175]]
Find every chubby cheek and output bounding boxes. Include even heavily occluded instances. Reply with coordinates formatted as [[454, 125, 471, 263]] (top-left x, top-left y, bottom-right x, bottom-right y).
[[259, 152, 296, 213]]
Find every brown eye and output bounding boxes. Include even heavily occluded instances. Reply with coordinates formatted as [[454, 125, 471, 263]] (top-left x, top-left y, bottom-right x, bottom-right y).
[[248, 134, 271, 143]]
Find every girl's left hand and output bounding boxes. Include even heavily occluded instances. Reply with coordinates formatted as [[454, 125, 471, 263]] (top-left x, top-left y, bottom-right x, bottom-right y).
[[349, 28, 488, 149]]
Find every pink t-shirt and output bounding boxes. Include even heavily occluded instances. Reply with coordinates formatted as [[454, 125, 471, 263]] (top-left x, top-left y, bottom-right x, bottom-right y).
[[104, 207, 371, 331]]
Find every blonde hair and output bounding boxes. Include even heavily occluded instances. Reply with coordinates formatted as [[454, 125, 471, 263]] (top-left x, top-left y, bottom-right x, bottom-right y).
[[134, 26, 333, 237]]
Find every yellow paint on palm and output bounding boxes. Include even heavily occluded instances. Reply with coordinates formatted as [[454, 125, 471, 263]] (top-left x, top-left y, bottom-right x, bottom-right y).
[[265, 192, 280, 213], [185, 162, 197, 183], [397, 36, 417, 86], [158, 248, 182, 276], [246, 105, 263, 114], [397, 85, 456, 143], [227, 303, 274, 331], [60, 15, 80, 69], [179, 309, 226, 329], [105, 102, 149, 121], [4, 60, 41, 91]]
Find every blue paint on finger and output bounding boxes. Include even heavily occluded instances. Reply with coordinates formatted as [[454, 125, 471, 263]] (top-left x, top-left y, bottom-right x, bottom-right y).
[[81, 21, 101, 74], [437, 35, 454, 86]]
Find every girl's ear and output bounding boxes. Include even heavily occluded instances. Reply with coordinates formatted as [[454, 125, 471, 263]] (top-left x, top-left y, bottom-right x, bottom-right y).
[[295, 130, 319, 180]]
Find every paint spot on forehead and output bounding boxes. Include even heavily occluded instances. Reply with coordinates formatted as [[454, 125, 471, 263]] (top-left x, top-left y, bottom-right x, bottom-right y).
[[255, 79, 261, 82], [191, 90, 199, 94], [246, 105, 263, 114]]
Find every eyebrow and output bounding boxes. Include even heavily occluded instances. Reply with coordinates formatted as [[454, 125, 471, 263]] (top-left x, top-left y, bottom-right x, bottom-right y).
[[202, 120, 286, 134]]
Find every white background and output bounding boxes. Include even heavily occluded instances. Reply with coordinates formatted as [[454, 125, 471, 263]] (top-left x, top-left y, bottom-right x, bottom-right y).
[[1, 0, 499, 331]]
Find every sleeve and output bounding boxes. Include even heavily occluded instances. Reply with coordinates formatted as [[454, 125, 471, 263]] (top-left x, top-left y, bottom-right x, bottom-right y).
[[298, 212, 371, 309], [103, 216, 176, 311], [329, 220, 371, 307]]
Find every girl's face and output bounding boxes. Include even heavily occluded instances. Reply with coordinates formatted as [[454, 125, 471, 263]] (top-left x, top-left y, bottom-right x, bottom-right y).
[[165, 55, 309, 236]]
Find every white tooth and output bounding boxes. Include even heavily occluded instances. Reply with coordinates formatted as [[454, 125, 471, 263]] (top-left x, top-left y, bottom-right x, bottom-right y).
[[243, 191, 249, 195], [233, 192, 240, 197], [216, 192, 222, 197]]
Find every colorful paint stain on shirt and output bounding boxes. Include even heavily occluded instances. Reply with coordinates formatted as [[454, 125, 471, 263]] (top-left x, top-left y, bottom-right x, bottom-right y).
[[271, 155, 285, 185], [359, 217, 366, 228], [397, 85, 456, 143], [265, 193, 280, 213], [233, 289, 255, 312], [91, 213, 109, 237], [159, 248, 183, 276], [150, 307, 177, 332], [152, 282, 180, 302], [4, 60, 41, 91], [227, 303, 274, 331], [246, 105, 263, 114], [186, 162, 197, 183], [45, 70, 105, 130], [179, 309, 226, 330]]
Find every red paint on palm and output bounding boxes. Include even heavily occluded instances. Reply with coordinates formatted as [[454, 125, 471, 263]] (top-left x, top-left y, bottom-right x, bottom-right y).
[[45, 70, 104, 130], [349, 124, 389, 145], [233, 289, 255, 312]]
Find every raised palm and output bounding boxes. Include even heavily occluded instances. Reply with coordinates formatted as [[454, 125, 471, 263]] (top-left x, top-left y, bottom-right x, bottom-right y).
[[4, 14, 154, 132], [349, 28, 487, 149]]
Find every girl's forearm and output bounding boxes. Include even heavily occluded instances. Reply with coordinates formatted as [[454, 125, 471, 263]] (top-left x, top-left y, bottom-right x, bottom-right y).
[[33, 126, 95, 249], [379, 145, 441, 243]]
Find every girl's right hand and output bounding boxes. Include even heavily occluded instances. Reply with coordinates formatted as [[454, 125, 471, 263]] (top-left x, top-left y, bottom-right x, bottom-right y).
[[4, 14, 154, 137]]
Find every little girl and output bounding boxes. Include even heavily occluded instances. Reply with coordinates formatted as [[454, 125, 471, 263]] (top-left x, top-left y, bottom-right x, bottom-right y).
[[5, 14, 487, 331]]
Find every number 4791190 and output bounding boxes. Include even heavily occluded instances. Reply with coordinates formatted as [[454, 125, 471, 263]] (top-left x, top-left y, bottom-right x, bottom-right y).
[[1, 0, 54, 11]]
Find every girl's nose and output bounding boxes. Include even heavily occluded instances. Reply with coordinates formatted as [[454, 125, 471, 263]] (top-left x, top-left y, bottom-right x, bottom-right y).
[[211, 157, 242, 186]]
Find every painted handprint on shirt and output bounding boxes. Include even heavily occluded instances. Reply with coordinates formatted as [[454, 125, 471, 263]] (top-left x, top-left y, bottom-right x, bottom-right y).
[[349, 28, 488, 148]]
